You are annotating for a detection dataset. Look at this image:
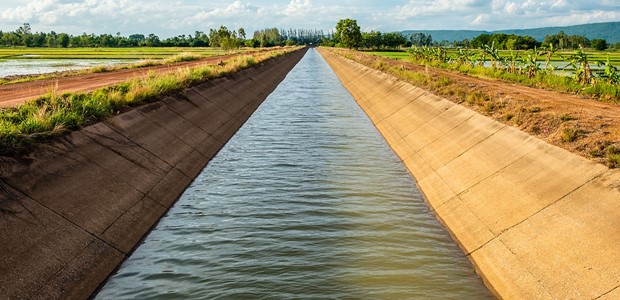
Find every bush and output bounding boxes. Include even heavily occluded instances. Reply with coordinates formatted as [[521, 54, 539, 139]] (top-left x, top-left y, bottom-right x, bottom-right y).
[[561, 127, 579, 142], [607, 145, 620, 167]]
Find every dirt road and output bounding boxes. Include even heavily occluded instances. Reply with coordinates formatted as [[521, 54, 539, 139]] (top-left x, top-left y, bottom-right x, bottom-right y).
[[0, 51, 259, 108]]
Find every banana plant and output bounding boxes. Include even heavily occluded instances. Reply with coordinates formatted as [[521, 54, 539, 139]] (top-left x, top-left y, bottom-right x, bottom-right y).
[[457, 48, 476, 66], [483, 41, 501, 69], [566, 47, 592, 84], [507, 50, 520, 74], [522, 49, 540, 78], [478, 49, 487, 67], [597, 57, 620, 84], [540, 43, 557, 72]]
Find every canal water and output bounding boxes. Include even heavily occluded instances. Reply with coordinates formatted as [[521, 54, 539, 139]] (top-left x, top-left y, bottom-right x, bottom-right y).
[[95, 49, 493, 299]]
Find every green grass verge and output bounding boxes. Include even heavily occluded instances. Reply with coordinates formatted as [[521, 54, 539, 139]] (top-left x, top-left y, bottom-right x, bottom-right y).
[[0, 47, 299, 155]]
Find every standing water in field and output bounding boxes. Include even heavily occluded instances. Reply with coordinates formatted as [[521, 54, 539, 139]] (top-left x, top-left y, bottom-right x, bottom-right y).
[[0, 58, 135, 78], [95, 49, 493, 299]]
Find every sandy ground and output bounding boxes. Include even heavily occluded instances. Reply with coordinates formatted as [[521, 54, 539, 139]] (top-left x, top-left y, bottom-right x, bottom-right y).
[[346, 51, 620, 168]]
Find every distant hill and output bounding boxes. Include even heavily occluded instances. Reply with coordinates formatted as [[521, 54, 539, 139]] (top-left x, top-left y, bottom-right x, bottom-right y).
[[402, 22, 620, 43]]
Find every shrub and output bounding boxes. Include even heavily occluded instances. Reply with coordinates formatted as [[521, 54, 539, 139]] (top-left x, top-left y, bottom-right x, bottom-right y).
[[561, 127, 579, 142], [560, 114, 576, 122], [466, 91, 489, 105], [607, 146, 620, 167]]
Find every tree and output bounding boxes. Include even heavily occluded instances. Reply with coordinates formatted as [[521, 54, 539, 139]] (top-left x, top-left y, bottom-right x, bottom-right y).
[[209, 29, 220, 47], [361, 31, 381, 49], [58, 33, 70, 47], [410, 32, 432, 47], [238, 27, 246, 40], [591, 39, 608, 51], [335, 18, 361, 49], [382, 32, 407, 49], [145, 33, 161, 47], [16, 23, 31, 35]]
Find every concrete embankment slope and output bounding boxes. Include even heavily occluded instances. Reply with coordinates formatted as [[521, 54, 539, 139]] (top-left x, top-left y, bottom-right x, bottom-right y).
[[318, 48, 620, 299], [0, 48, 307, 299]]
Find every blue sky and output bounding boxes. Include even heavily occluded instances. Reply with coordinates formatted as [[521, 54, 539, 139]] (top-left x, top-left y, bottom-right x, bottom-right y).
[[0, 0, 618, 37]]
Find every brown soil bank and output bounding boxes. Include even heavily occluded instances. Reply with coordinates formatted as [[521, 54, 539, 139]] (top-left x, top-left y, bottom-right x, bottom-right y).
[[318, 48, 620, 299], [0, 47, 307, 299]]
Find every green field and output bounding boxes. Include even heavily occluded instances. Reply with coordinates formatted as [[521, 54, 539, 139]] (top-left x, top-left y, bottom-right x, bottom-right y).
[[0, 47, 230, 60], [363, 47, 620, 102], [368, 49, 620, 64]]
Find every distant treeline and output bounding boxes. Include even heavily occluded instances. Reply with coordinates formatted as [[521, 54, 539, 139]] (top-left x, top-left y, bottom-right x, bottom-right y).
[[346, 30, 613, 51], [1, 22, 615, 51], [0, 23, 324, 48], [325, 19, 616, 51], [457, 31, 611, 51]]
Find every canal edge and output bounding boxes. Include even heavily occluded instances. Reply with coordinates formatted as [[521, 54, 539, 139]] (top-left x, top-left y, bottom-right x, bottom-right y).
[[317, 47, 620, 300]]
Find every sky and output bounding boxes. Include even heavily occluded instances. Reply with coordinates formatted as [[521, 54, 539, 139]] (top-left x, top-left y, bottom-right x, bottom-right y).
[[0, 0, 618, 37]]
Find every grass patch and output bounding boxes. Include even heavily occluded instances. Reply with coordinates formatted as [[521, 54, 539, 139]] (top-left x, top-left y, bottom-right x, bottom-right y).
[[560, 114, 576, 121], [607, 145, 620, 167], [466, 91, 489, 105], [0, 47, 299, 155], [561, 127, 580, 142]]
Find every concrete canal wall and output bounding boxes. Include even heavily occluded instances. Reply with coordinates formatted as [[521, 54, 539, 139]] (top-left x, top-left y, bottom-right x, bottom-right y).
[[0, 48, 307, 299], [318, 48, 620, 299]]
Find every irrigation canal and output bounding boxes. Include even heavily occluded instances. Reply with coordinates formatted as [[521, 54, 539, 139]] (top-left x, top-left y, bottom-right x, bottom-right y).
[[95, 49, 493, 299]]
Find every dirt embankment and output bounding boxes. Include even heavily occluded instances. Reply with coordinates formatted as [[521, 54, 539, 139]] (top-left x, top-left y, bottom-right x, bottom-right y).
[[0, 48, 307, 300], [0, 49, 276, 108], [336, 49, 620, 168]]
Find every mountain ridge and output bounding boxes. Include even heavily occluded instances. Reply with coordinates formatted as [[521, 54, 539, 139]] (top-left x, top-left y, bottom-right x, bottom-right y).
[[401, 21, 620, 43]]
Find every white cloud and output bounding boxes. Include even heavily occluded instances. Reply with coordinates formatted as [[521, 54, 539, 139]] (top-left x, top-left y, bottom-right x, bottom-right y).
[[471, 14, 487, 25], [551, 0, 568, 8], [284, 0, 312, 16], [0, 0, 618, 36]]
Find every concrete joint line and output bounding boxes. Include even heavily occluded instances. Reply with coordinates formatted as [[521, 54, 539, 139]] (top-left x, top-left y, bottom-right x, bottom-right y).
[[104, 120, 173, 171], [218, 82, 252, 109], [99, 194, 167, 255], [501, 237, 554, 297], [433, 123, 510, 195], [177, 93, 202, 109], [104, 123, 172, 172], [366, 86, 424, 120], [496, 172, 605, 236], [596, 284, 620, 299], [187, 90, 232, 118], [0, 179, 39, 222], [397, 95, 450, 136], [84, 130, 165, 177], [5, 177, 125, 256], [410, 109, 477, 158], [467, 172, 604, 258], [428, 119, 506, 173], [137, 107, 203, 154], [28, 238, 124, 300], [46, 133, 150, 199]]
